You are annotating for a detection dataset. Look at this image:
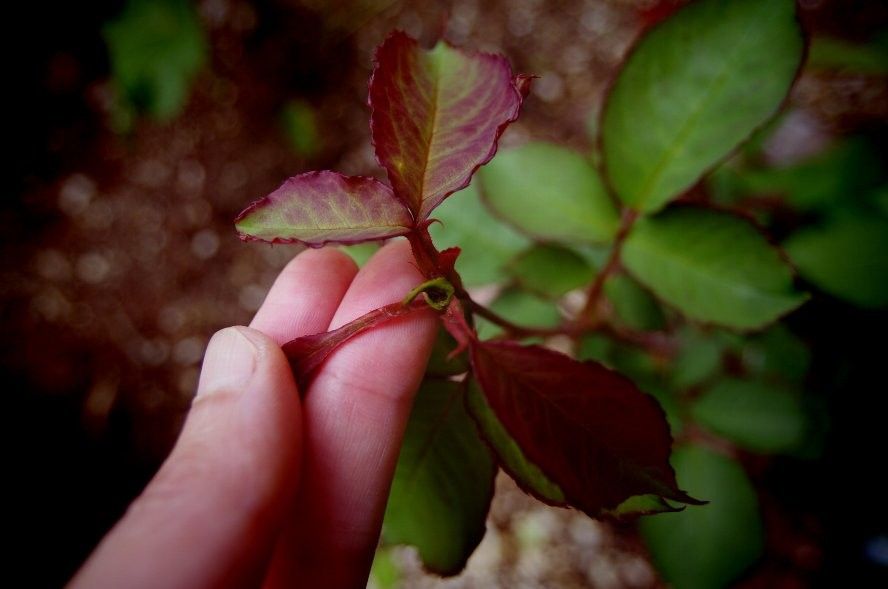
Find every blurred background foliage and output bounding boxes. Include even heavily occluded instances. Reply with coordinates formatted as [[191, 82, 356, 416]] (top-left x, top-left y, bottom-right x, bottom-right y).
[[4, 0, 887, 587]]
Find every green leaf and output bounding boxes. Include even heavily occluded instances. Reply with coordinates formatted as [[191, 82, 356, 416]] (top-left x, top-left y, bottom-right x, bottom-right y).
[[641, 446, 764, 589], [369, 547, 400, 589], [733, 139, 883, 212], [691, 379, 806, 453], [466, 380, 565, 504], [784, 214, 888, 308], [429, 182, 531, 286], [604, 273, 666, 331], [735, 325, 810, 383], [339, 243, 379, 267], [601, 0, 803, 212], [475, 289, 562, 340], [104, 0, 207, 120], [508, 244, 595, 298], [382, 380, 495, 575], [622, 207, 807, 330], [478, 143, 619, 243], [670, 328, 723, 391]]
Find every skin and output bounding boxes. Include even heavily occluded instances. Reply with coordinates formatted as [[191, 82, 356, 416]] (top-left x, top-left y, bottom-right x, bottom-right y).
[[70, 241, 438, 589]]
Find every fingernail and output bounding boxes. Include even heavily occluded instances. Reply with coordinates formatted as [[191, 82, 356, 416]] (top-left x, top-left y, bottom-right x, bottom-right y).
[[197, 327, 260, 396]]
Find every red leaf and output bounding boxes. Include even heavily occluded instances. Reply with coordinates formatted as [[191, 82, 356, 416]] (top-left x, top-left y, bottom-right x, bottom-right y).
[[235, 171, 412, 247], [283, 299, 427, 390], [369, 31, 528, 220], [470, 341, 702, 517]]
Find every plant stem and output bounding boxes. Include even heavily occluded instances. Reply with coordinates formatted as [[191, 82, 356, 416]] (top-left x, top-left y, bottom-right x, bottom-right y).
[[406, 226, 441, 278], [580, 208, 638, 323], [467, 298, 584, 339]]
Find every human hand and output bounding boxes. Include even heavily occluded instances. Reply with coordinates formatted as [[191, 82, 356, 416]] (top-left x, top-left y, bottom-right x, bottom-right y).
[[70, 241, 438, 589]]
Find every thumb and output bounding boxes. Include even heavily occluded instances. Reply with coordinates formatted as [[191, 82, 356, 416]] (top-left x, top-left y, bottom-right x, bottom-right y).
[[71, 327, 302, 589]]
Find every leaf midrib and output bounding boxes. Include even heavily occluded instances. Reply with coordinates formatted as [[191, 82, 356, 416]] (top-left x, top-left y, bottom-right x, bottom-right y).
[[626, 230, 792, 307], [630, 12, 763, 208]]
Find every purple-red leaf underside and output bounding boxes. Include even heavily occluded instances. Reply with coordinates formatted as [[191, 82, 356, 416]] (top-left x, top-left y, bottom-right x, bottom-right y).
[[235, 171, 411, 247], [470, 340, 702, 517], [369, 31, 529, 220], [282, 299, 428, 391]]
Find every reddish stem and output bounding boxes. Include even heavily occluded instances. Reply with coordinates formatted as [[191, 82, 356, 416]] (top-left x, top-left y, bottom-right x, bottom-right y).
[[406, 226, 442, 278], [580, 209, 639, 322]]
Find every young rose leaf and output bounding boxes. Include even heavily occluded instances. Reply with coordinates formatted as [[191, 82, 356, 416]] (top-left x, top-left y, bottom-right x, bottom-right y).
[[283, 299, 427, 389], [470, 340, 701, 517], [640, 446, 764, 589], [622, 207, 807, 330], [472, 375, 681, 517], [479, 143, 619, 244], [235, 171, 411, 246], [601, 0, 803, 213], [784, 214, 888, 308], [691, 379, 806, 453], [465, 379, 566, 504], [382, 379, 495, 575], [369, 31, 528, 220]]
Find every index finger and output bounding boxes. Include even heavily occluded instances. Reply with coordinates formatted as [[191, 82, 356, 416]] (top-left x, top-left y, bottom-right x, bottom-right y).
[[264, 240, 438, 589]]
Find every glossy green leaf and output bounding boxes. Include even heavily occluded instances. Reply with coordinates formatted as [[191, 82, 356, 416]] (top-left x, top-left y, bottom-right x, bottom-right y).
[[466, 380, 565, 504], [104, 0, 207, 120], [383, 380, 495, 575], [508, 244, 595, 298], [601, 0, 803, 212], [604, 273, 666, 331], [622, 207, 807, 330], [641, 446, 764, 589], [692, 379, 806, 453], [475, 289, 562, 340], [784, 214, 888, 308], [478, 143, 619, 243], [429, 182, 531, 286]]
